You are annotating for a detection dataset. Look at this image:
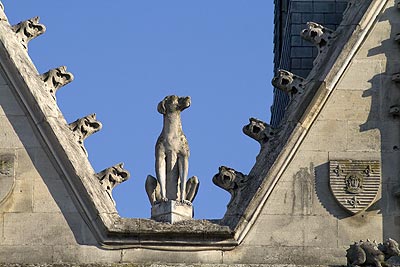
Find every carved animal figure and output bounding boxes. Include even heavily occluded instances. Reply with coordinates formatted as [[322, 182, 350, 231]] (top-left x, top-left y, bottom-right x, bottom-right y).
[[212, 166, 248, 205], [96, 163, 130, 205], [68, 114, 102, 155], [41, 66, 74, 99], [346, 239, 400, 267], [12, 16, 46, 49], [243, 117, 276, 146], [271, 69, 305, 99], [152, 95, 193, 203]]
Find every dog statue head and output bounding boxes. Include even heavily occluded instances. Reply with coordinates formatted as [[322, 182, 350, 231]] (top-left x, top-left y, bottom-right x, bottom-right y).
[[157, 95, 191, 114]]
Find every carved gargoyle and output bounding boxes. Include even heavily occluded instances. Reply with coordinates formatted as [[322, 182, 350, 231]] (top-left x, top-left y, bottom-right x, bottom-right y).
[[389, 105, 400, 116], [346, 238, 400, 267], [243, 117, 276, 146], [96, 163, 130, 205], [301, 22, 335, 64], [41, 66, 74, 99], [212, 166, 248, 206], [145, 175, 199, 206], [68, 114, 102, 155], [272, 69, 306, 100], [12, 17, 46, 50]]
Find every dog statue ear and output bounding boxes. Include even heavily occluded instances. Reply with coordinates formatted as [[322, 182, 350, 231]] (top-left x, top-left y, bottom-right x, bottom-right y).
[[157, 100, 166, 114]]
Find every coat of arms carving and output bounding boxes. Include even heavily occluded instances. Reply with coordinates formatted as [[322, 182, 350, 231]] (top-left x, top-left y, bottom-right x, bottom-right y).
[[329, 160, 380, 214]]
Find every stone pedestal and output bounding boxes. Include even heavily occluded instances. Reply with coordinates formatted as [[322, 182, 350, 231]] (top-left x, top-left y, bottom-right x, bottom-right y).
[[151, 200, 193, 223]]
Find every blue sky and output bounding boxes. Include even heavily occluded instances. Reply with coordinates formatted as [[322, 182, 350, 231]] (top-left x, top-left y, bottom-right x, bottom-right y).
[[4, 1, 275, 219]]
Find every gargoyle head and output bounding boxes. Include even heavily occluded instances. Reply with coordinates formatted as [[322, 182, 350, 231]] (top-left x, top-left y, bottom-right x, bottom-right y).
[[97, 163, 130, 205], [12, 16, 46, 49], [301, 22, 325, 46], [272, 70, 294, 93], [212, 166, 247, 195], [42, 66, 74, 98], [243, 118, 275, 144], [157, 95, 191, 114], [69, 114, 102, 144]]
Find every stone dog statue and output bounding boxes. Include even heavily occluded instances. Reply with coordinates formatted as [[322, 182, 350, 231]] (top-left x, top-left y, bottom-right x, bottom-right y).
[[346, 238, 400, 267], [146, 95, 199, 205]]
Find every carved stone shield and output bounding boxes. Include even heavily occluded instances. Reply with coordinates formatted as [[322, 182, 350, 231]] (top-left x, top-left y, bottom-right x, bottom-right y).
[[0, 154, 15, 205], [329, 160, 380, 214]]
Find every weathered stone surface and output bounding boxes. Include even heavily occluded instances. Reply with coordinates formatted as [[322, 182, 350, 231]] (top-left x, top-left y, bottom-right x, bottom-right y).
[[68, 114, 102, 156], [301, 22, 336, 65], [212, 166, 248, 209], [11, 17, 45, 50], [272, 69, 306, 100], [151, 200, 193, 223], [96, 163, 130, 206], [242, 118, 277, 147], [41, 66, 74, 99]]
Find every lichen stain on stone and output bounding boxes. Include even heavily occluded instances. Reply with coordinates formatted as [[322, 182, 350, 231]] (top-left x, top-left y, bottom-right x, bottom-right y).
[[291, 163, 315, 215]]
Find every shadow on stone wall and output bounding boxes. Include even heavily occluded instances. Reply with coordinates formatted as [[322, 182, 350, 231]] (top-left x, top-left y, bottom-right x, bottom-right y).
[[360, 3, 400, 240]]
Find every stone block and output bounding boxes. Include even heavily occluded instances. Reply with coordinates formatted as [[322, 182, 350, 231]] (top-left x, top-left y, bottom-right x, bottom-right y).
[[324, 13, 344, 25], [291, 68, 312, 78], [291, 58, 301, 69], [33, 177, 77, 213], [304, 215, 338, 248], [222, 245, 305, 265], [338, 213, 382, 246], [0, 115, 40, 149], [15, 148, 39, 180], [347, 121, 380, 151], [291, 24, 305, 35], [121, 249, 223, 264], [53, 245, 122, 263], [291, 35, 302, 46], [336, 58, 385, 91], [31, 147, 62, 181], [292, 12, 302, 23], [3, 212, 80, 245], [0, 72, 8, 86], [1, 179, 33, 213], [303, 247, 346, 265], [245, 214, 305, 246], [301, 119, 347, 152], [313, 2, 335, 13], [0, 85, 24, 116], [312, 13, 325, 24], [357, 19, 392, 60], [380, 151, 400, 184], [0, 245, 54, 263], [336, 2, 349, 13], [151, 200, 193, 223], [318, 89, 376, 122], [291, 2, 313, 13], [301, 58, 314, 68]]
